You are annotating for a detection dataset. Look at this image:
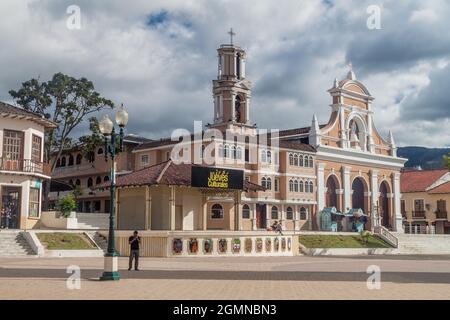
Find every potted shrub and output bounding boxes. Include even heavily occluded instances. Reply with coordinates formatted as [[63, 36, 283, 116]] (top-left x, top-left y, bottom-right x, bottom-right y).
[[56, 194, 77, 218]]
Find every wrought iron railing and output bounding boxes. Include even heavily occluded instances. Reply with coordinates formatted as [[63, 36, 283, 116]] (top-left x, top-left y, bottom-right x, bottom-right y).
[[412, 210, 426, 218], [435, 211, 448, 219], [0, 158, 51, 176]]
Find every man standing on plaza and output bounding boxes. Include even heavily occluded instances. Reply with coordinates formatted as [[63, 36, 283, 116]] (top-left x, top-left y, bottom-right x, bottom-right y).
[[128, 231, 141, 271]]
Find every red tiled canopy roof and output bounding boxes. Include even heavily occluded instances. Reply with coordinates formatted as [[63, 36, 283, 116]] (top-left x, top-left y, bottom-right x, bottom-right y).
[[400, 168, 448, 193], [98, 160, 265, 192]]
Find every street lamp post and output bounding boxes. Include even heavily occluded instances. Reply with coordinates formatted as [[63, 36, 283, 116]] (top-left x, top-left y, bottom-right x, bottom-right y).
[[99, 104, 129, 281]]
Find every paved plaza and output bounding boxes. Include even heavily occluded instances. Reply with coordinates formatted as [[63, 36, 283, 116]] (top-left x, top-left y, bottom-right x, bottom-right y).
[[0, 255, 449, 300]]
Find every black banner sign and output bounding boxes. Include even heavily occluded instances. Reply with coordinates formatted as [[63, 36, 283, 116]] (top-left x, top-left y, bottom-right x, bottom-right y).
[[191, 166, 244, 190]]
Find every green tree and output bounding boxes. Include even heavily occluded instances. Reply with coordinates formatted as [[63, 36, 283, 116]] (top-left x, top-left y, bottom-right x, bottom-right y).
[[444, 153, 450, 170], [78, 117, 104, 162], [9, 72, 114, 209]]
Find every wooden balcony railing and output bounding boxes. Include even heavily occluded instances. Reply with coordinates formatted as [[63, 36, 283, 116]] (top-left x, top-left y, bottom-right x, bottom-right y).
[[412, 210, 426, 218], [0, 158, 51, 176], [435, 211, 448, 219]]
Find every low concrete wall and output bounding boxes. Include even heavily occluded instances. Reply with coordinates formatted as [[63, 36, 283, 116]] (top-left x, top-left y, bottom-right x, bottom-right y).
[[22, 231, 44, 256], [23, 230, 103, 258], [100, 230, 298, 258], [300, 246, 397, 256], [40, 211, 78, 229]]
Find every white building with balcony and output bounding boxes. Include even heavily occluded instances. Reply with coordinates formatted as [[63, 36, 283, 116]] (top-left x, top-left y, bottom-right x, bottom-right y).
[[0, 101, 57, 229]]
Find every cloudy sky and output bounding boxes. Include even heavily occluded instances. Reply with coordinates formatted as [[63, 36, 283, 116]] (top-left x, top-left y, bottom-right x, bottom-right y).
[[1, 0, 449, 147]]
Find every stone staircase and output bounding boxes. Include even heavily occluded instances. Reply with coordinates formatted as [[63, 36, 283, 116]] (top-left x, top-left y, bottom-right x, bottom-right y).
[[0, 231, 35, 257], [395, 233, 450, 254], [76, 213, 109, 230], [86, 231, 108, 253]]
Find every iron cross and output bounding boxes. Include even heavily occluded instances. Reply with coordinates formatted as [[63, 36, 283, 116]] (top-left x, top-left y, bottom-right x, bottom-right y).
[[228, 28, 236, 45]]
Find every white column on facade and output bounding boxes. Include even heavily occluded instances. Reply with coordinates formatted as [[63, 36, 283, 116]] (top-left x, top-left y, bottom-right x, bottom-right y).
[[241, 58, 246, 78], [252, 203, 257, 231], [342, 166, 352, 211], [169, 186, 176, 231], [219, 94, 223, 121], [316, 163, 326, 230], [246, 97, 250, 124], [370, 170, 379, 229], [234, 54, 237, 77], [213, 96, 218, 122], [392, 172, 403, 232], [145, 186, 152, 230], [339, 108, 347, 148], [280, 204, 285, 228], [295, 205, 301, 231], [367, 109, 375, 153], [231, 93, 236, 121], [317, 163, 326, 211]]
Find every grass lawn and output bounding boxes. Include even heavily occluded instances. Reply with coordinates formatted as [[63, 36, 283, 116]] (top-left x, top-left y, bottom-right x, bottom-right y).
[[36, 232, 96, 250], [299, 234, 392, 248]]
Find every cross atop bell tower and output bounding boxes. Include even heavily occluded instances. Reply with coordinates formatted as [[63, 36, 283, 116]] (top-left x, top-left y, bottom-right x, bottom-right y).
[[209, 30, 253, 132], [228, 28, 236, 45]]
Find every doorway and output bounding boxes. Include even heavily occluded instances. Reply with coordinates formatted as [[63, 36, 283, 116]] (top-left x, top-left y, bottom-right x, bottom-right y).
[[256, 203, 267, 229], [1, 186, 21, 229], [379, 181, 390, 228]]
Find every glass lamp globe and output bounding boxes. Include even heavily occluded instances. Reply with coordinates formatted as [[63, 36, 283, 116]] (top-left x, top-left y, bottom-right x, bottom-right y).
[[115, 103, 129, 127], [99, 114, 114, 135]]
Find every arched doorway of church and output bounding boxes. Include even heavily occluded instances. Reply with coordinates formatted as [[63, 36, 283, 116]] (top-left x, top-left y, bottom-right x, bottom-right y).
[[325, 175, 339, 209], [379, 181, 390, 228], [352, 177, 366, 212]]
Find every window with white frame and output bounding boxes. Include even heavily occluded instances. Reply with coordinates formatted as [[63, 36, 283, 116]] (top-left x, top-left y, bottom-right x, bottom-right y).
[[300, 207, 307, 220], [211, 204, 224, 219], [274, 178, 279, 192], [141, 154, 149, 167], [286, 207, 293, 220], [242, 204, 250, 219], [271, 206, 278, 219], [29, 187, 40, 217]]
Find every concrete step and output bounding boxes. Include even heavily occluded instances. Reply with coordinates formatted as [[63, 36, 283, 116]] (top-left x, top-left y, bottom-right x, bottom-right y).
[[76, 213, 109, 230], [0, 232, 35, 256], [86, 231, 108, 253]]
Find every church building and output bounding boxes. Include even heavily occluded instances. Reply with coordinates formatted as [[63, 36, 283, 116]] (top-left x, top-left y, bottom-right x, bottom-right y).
[[108, 33, 406, 239]]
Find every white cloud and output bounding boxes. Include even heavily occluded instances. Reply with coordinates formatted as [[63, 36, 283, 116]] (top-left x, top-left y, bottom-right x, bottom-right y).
[[0, 0, 449, 147]]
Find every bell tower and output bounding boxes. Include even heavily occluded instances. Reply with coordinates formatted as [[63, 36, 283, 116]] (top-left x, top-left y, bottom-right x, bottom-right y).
[[210, 29, 253, 132]]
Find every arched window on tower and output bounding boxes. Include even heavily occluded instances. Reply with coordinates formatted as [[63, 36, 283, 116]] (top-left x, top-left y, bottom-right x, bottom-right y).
[[299, 155, 304, 167], [224, 144, 229, 158], [235, 95, 241, 122], [289, 179, 294, 192], [294, 180, 299, 192], [289, 153, 294, 166], [294, 154, 299, 166], [236, 53, 241, 79], [76, 154, 82, 165], [299, 180, 304, 193]]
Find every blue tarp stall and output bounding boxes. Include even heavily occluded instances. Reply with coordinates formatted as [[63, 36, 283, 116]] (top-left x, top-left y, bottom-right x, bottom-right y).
[[344, 208, 368, 232], [319, 207, 346, 231]]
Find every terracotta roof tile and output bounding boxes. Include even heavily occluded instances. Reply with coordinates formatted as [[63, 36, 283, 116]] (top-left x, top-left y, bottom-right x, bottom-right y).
[[400, 169, 448, 193], [97, 160, 264, 191], [0, 101, 57, 128], [428, 181, 450, 194]]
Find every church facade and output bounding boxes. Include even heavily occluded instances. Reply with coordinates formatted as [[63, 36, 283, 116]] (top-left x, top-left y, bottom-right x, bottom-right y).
[[111, 37, 406, 234]]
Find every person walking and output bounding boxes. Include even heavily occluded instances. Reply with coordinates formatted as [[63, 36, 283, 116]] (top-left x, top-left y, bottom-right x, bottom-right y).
[[128, 230, 141, 271]]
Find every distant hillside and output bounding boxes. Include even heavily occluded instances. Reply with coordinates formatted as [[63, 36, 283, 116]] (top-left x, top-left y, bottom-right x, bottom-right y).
[[397, 146, 450, 169]]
